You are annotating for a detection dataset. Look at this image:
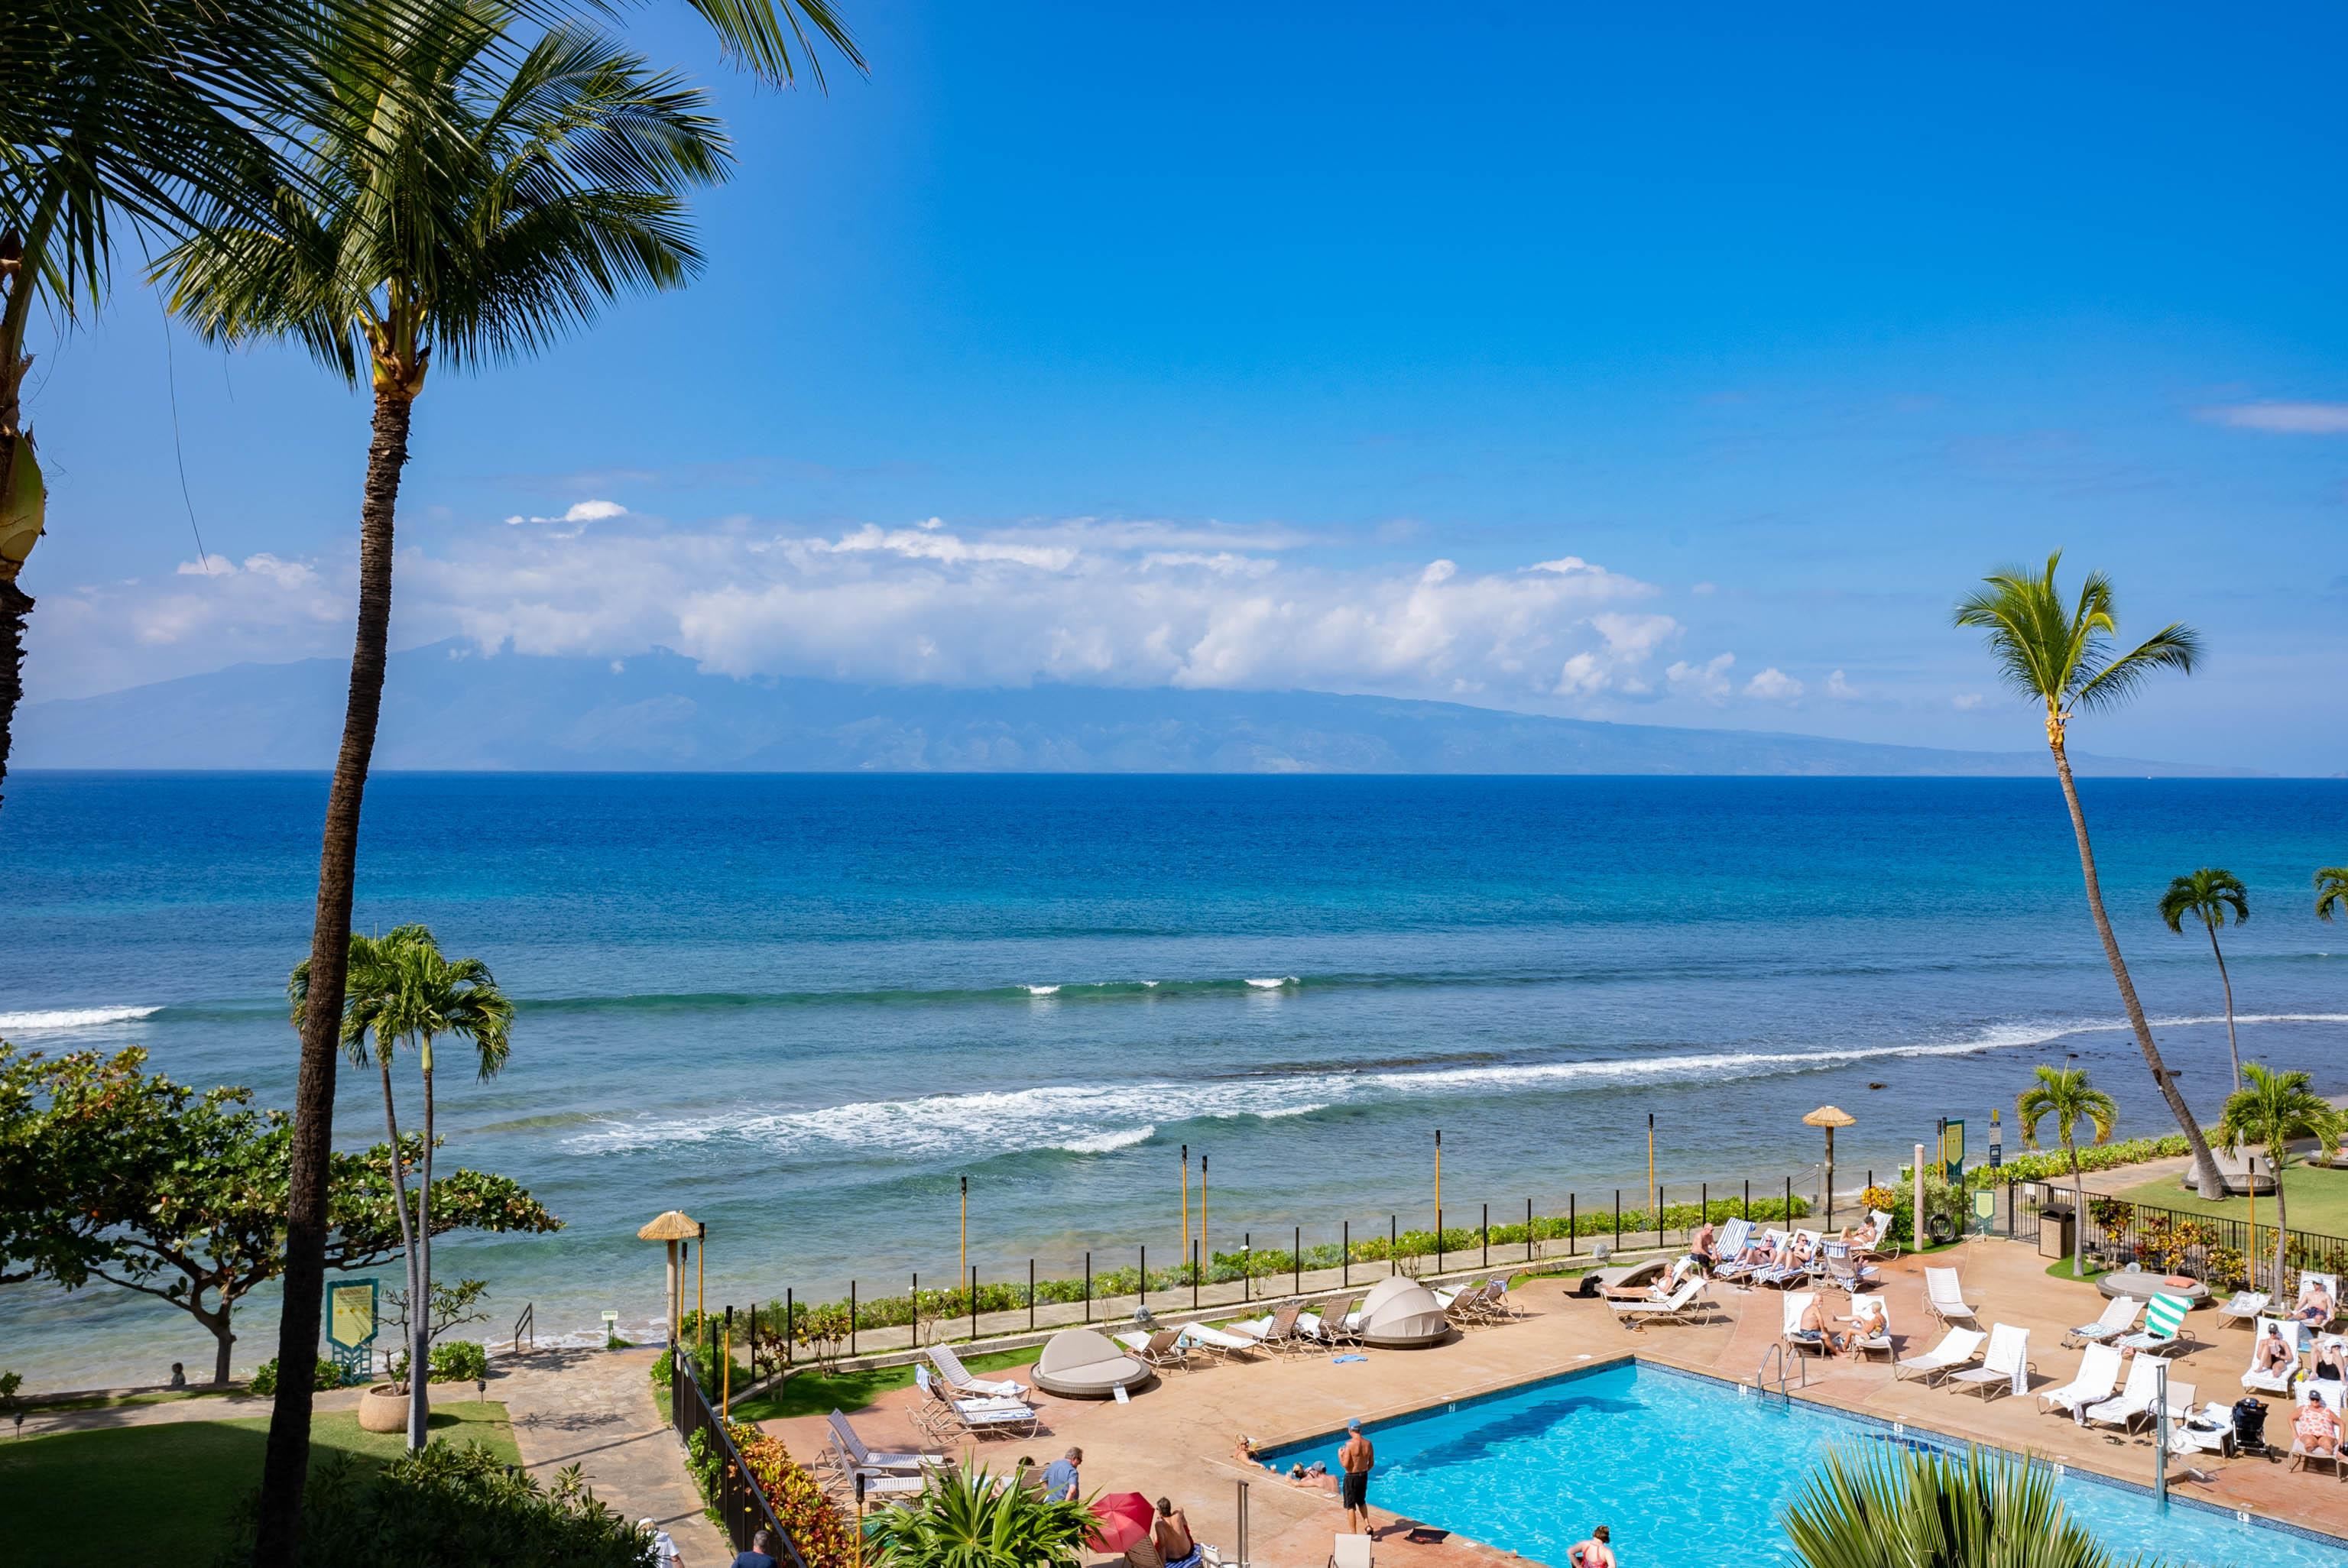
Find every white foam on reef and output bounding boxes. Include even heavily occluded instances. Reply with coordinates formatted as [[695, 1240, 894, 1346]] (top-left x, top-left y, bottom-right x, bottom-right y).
[[1245, 975, 1298, 989], [0, 1005, 161, 1032], [1023, 984, 1062, 996]]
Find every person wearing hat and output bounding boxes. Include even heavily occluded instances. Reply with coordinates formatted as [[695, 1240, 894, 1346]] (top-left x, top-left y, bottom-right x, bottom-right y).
[[1336, 1418, 1374, 1536], [641, 1518, 683, 1566]]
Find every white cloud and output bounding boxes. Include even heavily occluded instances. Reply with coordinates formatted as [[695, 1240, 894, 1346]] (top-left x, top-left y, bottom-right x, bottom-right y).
[[504, 498, 628, 526], [2195, 402, 2348, 434], [1825, 669, 1858, 700], [1666, 653, 1736, 705], [1743, 666, 1804, 701], [1952, 692, 1984, 711]]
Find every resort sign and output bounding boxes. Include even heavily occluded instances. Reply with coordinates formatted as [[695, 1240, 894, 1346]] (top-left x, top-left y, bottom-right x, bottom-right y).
[[328, 1278, 379, 1384]]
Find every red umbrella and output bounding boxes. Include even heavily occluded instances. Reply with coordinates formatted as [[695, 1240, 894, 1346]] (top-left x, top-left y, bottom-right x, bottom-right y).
[[1087, 1492, 1156, 1553]]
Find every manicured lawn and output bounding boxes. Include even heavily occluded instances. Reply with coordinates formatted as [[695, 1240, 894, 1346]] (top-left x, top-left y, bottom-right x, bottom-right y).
[[728, 1348, 1037, 1422], [2045, 1255, 2108, 1282], [0, 1401, 516, 1566], [2117, 1161, 2348, 1239]]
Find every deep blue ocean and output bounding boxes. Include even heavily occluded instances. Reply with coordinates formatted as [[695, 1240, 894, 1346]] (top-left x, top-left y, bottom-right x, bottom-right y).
[[4, 773, 2345, 1388]]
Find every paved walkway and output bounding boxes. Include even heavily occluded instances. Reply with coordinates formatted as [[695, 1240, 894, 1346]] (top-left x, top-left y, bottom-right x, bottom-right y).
[[499, 1346, 729, 1566]]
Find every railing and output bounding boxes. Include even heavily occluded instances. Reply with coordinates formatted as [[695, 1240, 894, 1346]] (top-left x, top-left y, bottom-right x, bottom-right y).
[[2039, 1182, 2348, 1294], [1752, 1342, 1804, 1404], [511, 1301, 534, 1356], [670, 1346, 815, 1568]]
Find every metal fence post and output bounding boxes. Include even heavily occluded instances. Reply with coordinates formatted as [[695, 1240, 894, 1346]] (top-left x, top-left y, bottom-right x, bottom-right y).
[[1195, 1241, 1202, 1310], [1343, 1220, 1351, 1286], [1084, 1252, 1091, 1322], [785, 1288, 793, 1369], [970, 1264, 978, 1342], [1528, 1198, 1535, 1263], [1030, 1259, 1036, 1331], [1785, 1175, 1792, 1220], [1743, 1179, 1750, 1220], [1614, 1189, 1621, 1249], [850, 1281, 857, 1358], [1483, 1203, 1489, 1268], [1295, 1226, 1302, 1295], [1140, 1245, 1146, 1306], [1569, 1194, 1576, 1256], [1242, 1233, 1248, 1302], [1391, 1215, 1397, 1275], [1701, 1182, 1708, 1225], [910, 1273, 919, 1347]]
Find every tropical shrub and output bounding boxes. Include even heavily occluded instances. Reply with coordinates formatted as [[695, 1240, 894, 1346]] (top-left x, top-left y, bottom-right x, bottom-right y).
[[1859, 1186, 1906, 1242], [1974, 1133, 2194, 1187], [1785, 1443, 2132, 1568], [215, 1444, 653, 1567], [863, 1462, 1093, 1568], [429, 1340, 488, 1384], [248, 1356, 346, 1395], [679, 1420, 854, 1568]]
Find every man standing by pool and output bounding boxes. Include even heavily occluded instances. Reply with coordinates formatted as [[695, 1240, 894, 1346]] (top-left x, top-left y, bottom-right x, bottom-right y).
[[1338, 1418, 1375, 1536]]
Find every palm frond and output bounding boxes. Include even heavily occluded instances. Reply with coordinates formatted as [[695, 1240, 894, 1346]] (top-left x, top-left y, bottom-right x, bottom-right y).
[[2073, 624, 2200, 714], [2314, 867, 2348, 923]]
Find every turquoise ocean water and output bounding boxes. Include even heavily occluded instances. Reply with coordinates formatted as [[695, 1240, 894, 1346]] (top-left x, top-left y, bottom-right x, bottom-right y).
[[2, 773, 2344, 1387]]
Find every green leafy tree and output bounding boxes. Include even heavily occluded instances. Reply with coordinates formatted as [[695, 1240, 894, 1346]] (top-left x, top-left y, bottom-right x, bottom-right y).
[[2159, 868, 2249, 1091], [2016, 1064, 2118, 1280], [0, 1045, 558, 1384], [1785, 1444, 2142, 1568], [2217, 1063, 2346, 1292], [2316, 867, 2348, 923], [863, 1463, 1098, 1568], [1954, 552, 2224, 1197]]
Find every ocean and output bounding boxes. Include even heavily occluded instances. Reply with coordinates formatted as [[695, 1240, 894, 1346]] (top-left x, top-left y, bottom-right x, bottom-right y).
[[2, 772, 2344, 1388]]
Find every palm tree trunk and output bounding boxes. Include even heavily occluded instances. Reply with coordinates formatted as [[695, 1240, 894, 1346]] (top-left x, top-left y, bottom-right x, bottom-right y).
[[378, 1060, 419, 1394], [254, 386, 414, 1565], [2049, 742, 2227, 1197], [0, 188, 60, 821], [411, 1056, 435, 1450], [2209, 925, 2241, 1092], [0, 579, 27, 810]]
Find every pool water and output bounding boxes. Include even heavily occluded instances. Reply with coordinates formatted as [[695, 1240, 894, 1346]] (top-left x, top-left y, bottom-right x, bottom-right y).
[[1263, 1362, 2343, 1568]]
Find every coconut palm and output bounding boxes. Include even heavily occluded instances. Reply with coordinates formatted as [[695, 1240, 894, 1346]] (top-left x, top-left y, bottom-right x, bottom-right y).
[[2159, 868, 2249, 1091], [863, 1463, 1097, 1568], [2317, 867, 2348, 923], [1954, 553, 2225, 1197], [2217, 1063, 2345, 1294], [2016, 1064, 2118, 1281], [1785, 1443, 2137, 1568], [341, 928, 512, 1448]]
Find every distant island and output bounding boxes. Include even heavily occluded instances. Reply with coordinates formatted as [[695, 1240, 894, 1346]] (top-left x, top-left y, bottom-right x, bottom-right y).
[[18, 641, 2237, 775]]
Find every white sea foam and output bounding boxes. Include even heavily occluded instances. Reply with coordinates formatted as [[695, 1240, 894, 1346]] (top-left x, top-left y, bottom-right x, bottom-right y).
[[0, 1005, 161, 1032], [1023, 984, 1062, 996], [1245, 976, 1298, 990], [1054, 1126, 1156, 1154]]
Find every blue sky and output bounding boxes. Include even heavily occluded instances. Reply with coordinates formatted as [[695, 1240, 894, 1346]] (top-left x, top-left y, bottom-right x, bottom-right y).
[[18, 2, 2348, 769]]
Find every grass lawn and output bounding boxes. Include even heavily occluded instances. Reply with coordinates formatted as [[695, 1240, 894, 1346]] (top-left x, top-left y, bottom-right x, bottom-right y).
[[2117, 1161, 2348, 1239], [24, 1385, 241, 1413], [2045, 1256, 2109, 1282], [728, 1348, 1038, 1423], [0, 1401, 516, 1567]]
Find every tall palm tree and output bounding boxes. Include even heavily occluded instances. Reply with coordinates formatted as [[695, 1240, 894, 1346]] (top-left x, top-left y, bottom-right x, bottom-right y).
[[2316, 867, 2348, 923], [1785, 1444, 2135, 1568], [1954, 552, 2226, 1197], [341, 928, 512, 1448], [2159, 868, 2249, 1092], [2217, 1063, 2345, 1293], [2016, 1064, 2118, 1281]]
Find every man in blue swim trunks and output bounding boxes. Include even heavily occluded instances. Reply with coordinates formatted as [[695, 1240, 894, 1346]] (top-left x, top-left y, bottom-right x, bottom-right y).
[[1338, 1418, 1374, 1536]]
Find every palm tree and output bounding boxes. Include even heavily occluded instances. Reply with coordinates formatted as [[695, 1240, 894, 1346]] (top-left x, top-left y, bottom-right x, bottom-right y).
[[1785, 1444, 2136, 1568], [2016, 1065, 2118, 1281], [863, 1463, 1098, 1568], [2159, 868, 2249, 1091], [2217, 1063, 2345, 1293], [1954, 553, 2226, 1197], [2316, 867, 2348, 923], [343, 928, 512, 1447]]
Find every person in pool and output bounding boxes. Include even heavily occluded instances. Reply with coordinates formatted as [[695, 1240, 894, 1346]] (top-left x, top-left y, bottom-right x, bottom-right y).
[[1568, 1525, 1616, 1568]]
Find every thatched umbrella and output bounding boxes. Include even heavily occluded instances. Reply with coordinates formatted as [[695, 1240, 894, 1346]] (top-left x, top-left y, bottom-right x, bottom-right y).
[[639, 1210, 701, 1346], [1804, 1106, 1857, 1224]]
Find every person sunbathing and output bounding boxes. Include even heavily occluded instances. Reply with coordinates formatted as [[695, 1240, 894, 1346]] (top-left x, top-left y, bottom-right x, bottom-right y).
[[1845, 1300, 1886, 1349], [2315, 1342, 2348, 1384], [1155, 1498, 1202, 1568], [2294, 1394, 2343, 1459], [2295, 1281, 2337, 1330], [1794, 1295, 1849, 1356], [2256, 1323, 2298, 1379]]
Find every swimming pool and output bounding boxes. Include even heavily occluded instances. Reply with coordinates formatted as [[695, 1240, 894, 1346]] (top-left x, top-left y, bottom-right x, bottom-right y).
[[1263, 1361, 2346, 1568]]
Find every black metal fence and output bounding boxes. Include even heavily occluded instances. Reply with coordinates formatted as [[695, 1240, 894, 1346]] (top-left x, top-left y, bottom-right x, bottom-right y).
[[670, 1346, 814, 1568], [2042, 1183, 2348, 1293]]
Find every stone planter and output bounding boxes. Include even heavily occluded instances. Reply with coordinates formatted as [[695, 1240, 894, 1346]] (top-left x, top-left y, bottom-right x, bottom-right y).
[[358, 1382, 410, 1434]]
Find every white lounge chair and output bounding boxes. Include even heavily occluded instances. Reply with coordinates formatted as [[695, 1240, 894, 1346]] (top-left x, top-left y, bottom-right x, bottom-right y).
[[2170, 1400, 2238, 1457], [2062, 1295, 2140, 1348], [1116, 1328, 1192, 1373], [1329, 1534, 1374, 1568], [2294, 1271, 2343, 1331], [1894, 1327, 1984, 1385], [2215, 1290, 2272, 1330], [1610, 1275, 1708, 1329], [1781, 1292, 1829, 1356], [913, 1366, 1040, 1439], [1229, 1302, 1308, 1355], [1848, 1294, 1893, 1361], [823, 1409, 948, 1495], [928, 1343, 1028, 1399], [2288, 1388, 2348, 1479], [2082, 1353, 2189, 1433], [1707, 1217, 1753, 1271], [2244, 1317, 2303, 1397], [2038, 1343, 2123, 1420], [1924, 1268, 1978, 1327], [1856, 1208, 1901, 1262], [2115, 1292, 2194, 1358], [1716, 1229, 1785, 1283], [1178, 1320, 1265, 1361], [1946, 1323, 2032, 1401], [1756, 1231, 1822, 1288]]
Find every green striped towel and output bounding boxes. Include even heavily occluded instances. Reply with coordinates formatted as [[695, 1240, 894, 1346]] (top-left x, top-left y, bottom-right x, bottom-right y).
[[2142, 1292, 2189, 1341]]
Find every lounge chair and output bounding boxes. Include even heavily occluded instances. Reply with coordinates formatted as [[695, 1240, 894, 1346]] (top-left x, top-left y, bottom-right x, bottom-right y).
[[1706, 1217, 1753, 1272], [1230, 1302, 1309, 1356], [2062, 1295, 2141, 1349], [929, 1343, 1028, 1400], [1756, 1231, 1821, 1289], [1116, 1328, 1192, 1373], [825, 1410, 945, 1475], [2081, 1353, 2187, 1433], [2216, 1290, 2272, 1330], [1433, 1279, 1494, 1327], [1923, 1267, 1978, 1327], [2291, 1387, 2348, 1478], [1856, 1209, 1901, 1262], [2294, 1271, 2343, 1332], [2244, 1317, 2303, 1397], [1893, 1327, 1984, 1385], [913, 1366, 1041, 1439], [2114, 1292, 2194, 1359], [822, 1409, 947, 1502], [1817, 1245, 1878, 1294], [2038, 1343, 2123, 1420], [2170, 1400, 2239, 1459], [1848, 1294, 1893, 1361], [1610, 1275, 1708, 1330], [1329, 1535, 1374, 1568], [1946, 1323, 2032, 1401], [1177, 1320, 1265, 1362], [1716, 1229, 1785, 1284], [1780, 1291, 1830, 1356]]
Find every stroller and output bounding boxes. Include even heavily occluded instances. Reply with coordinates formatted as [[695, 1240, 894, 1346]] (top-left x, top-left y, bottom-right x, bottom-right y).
[[2231, 1396, 2272, 1458]]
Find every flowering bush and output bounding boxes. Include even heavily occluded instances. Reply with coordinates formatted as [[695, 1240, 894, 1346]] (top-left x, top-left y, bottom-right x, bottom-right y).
[[731, 1422, 856, 1568]]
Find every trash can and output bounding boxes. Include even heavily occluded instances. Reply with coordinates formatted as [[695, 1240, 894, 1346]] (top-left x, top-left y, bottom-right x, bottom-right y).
[[2038, 1201, 2075, 1260]]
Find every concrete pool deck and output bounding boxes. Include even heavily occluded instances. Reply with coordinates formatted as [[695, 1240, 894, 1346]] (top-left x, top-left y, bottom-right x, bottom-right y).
[[753, 1239, 2348, 1568]]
